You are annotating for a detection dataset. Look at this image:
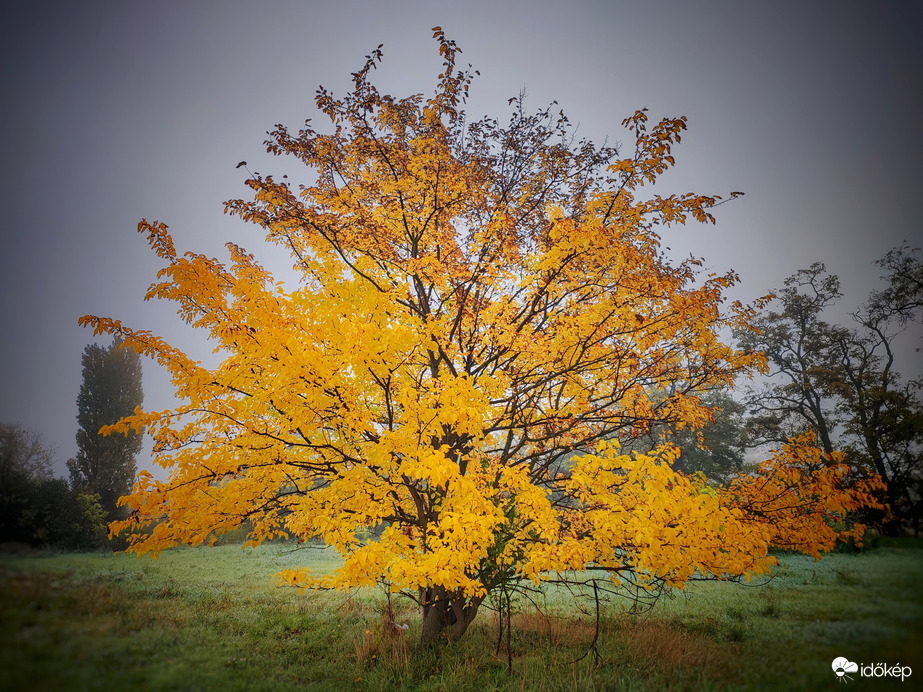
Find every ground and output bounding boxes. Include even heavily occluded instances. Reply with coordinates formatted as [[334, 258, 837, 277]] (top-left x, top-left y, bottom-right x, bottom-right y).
[[1, 538, 921, 691]]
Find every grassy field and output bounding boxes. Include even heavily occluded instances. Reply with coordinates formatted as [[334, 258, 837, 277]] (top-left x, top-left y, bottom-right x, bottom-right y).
[[1, 539, 921, 691]]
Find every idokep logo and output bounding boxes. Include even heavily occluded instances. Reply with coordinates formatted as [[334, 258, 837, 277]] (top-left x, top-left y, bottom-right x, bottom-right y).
[[832, 657, 913, 683], [832, 657, 858, 683]]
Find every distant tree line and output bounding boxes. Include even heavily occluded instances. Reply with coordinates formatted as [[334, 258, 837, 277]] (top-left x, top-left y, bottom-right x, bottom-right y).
[[0, 423, 108, 549], [0, 338, 142, 549]]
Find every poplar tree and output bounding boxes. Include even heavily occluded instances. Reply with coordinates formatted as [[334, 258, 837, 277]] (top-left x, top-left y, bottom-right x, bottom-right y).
[[68, 338, 143, 522]]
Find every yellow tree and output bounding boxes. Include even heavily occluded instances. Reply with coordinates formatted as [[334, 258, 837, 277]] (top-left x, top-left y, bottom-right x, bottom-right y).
[[87, 31, 882, 644]]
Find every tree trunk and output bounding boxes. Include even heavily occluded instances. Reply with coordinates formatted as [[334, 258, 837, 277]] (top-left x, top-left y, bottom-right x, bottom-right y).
[[420, 585, 483, 645]]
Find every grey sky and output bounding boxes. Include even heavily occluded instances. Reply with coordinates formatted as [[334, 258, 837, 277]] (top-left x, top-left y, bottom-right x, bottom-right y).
[[1, 0, 921, 478]]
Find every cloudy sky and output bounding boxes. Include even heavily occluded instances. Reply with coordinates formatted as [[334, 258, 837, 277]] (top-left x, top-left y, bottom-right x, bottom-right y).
[[1, 0, 921, 478]]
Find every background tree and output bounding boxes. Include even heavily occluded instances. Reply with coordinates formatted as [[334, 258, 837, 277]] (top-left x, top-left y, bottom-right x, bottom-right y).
[[0, 423, 108, 548], [68, 338, 143, 522], [666, 389, 748, 482], [735, 263, 843, 454], [0, 422, 55, 480], [868, 244, 923, 330], [740, 253, 923, 533], [616, 387, 748, 484], [1, 423, 54, 543], [86, 32, 881, 644], [834, 247, 923, 533]]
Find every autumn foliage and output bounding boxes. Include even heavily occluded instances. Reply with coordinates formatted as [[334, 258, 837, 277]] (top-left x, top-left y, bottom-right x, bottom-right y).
[[84, 31, 883, 643]]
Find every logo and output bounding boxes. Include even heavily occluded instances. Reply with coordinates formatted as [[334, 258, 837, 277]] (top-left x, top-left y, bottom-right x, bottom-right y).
[[832, 657, 858, 683], [832, 657, 912, 683]]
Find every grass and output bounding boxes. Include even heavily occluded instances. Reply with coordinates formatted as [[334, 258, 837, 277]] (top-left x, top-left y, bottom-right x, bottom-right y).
[[1, 540, 921, 691]]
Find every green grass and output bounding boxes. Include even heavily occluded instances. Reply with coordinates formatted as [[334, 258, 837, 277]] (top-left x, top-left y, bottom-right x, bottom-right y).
[[1, 541, 921, 691]]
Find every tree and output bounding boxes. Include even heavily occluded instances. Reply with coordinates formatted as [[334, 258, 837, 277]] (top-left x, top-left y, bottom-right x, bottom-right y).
[[834, 247, 923, 534], [68, 338, 144, 522], [0, 422, 55, 480], [868, 244, 923, 329], [1, 423, 54, 543], [857, 244, 923, 535], [85, 31, 881, 644], [740, 255, 923, 533], [614, 387, 748, 483], [832, 326, 922, 534], [735, 263, 844, 455]]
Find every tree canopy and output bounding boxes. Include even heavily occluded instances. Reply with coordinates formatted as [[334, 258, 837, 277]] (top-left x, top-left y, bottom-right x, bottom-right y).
[[85, 31, 882, 643]]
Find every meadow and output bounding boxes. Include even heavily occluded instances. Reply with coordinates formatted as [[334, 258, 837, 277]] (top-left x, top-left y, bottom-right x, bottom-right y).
[[1, 539, 921, 691]]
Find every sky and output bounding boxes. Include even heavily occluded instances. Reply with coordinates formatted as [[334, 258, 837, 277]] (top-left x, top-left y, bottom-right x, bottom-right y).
[[1, 0, 921, 479]]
